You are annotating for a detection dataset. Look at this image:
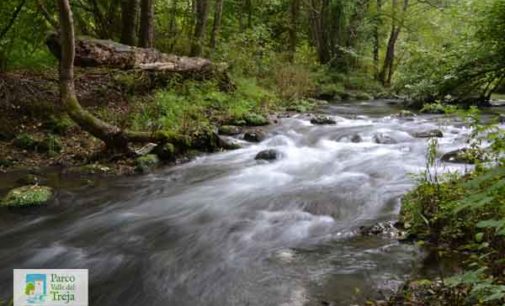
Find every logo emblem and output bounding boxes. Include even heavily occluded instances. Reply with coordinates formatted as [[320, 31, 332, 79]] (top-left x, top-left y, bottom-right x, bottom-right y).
[[25, 274, 47, 304]]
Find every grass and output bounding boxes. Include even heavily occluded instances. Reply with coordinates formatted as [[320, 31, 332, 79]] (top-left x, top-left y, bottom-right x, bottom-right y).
[[128, 78, 278, 135]]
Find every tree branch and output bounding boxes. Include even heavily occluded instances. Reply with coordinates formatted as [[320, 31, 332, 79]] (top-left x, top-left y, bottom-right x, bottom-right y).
[[0, 0, 26, 40]]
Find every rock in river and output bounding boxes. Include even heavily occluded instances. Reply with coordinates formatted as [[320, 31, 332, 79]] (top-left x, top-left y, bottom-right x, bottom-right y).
[[350, 134, 362, 143], [413, 129, 443, 138], [1, 185, 53, 207], [359, 221, 405, 239], [255, 149, 281, 161], [373, 133, 397, 144], [441, 148, 482, 164], [310, 116, 336, 125], [244, 130, 266, 143]]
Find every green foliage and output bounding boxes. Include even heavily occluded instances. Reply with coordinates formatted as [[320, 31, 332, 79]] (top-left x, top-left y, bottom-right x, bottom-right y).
[[397, 0, 505, 104], [13, 134, 37, 150], [420, 102, 458, 114], [401, 108, 505, 304], [129, 78, 276, 135]]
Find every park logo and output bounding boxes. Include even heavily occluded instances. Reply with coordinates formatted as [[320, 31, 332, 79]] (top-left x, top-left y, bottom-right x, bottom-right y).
[[13, 269, 88, 306]]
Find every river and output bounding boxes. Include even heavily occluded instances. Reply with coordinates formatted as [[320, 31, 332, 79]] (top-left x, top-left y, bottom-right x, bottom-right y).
[[0, 100, 476, 305]]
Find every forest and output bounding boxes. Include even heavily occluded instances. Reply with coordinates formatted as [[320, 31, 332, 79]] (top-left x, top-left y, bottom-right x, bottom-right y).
[[0, 0, 505, 305]]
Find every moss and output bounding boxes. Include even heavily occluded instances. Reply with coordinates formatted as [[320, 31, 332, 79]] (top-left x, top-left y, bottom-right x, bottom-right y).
[[135, 154, 160, 173], [218, 125, 241, 135], [155, 143, 176, 161], [354, 92, 373, 101], [1, 185, 53, 207], [43, 115, 75, 134], [14, 134, 37, 150], [243, 113, 269, 126], [38, 135, 63, 154]]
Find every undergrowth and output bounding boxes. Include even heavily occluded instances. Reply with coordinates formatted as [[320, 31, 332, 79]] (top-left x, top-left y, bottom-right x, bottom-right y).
[[399, 109, 505, 305]]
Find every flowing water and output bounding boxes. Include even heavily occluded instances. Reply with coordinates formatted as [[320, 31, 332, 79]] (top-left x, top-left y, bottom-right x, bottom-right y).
[[0, 101, 478, 305]]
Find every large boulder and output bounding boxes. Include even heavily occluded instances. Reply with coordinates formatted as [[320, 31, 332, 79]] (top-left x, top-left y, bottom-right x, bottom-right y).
[[413, 129, 443, 138], [255, 149, 281, 161], [1, 185, 53, 207]]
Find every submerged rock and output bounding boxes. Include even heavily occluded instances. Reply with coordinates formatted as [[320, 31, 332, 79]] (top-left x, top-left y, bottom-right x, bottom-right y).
[[310, 116, 337, 125], [255, 149, 281, 161], [350, 134, 362, 143], [413, 129, 443, 138], [244, 130, 266, 142], [1, 185, 53, 207], [218, 125, 241, 136], [373, 133, 397, 144]]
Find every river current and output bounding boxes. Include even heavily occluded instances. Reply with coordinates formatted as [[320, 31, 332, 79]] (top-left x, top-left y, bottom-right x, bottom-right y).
[[0, 100, 479, 305]]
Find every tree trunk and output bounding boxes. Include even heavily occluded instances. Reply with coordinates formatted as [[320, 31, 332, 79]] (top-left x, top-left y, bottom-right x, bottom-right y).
[[190, 0, 210, 56], [46, 33, 214, 71], [56, 0, 179, 153], [308, 0, 330, 64], [138, 0, 154, 48], [373, 0, 382, 79], [288, 0, 300, 62], [245, 0, 252, 28], [379, 0, 408, 86], [209, 0, 224, 50], [120, 0, 139, 46]]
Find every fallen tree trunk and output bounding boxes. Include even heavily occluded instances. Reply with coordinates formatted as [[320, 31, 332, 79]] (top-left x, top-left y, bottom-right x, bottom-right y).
[[46, 33, 233, 91], [47, 32, 210, 70]]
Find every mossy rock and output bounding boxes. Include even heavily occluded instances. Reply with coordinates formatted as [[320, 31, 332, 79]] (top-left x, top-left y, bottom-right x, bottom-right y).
[[135, 154, 160, 173], [218, 125, 241, 136], [155, 143, 176, 161], [14, 134, 37, 150], [1, 185, 53, 207], [243, 113, 269, 126], [354, 92, 373, 101]]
